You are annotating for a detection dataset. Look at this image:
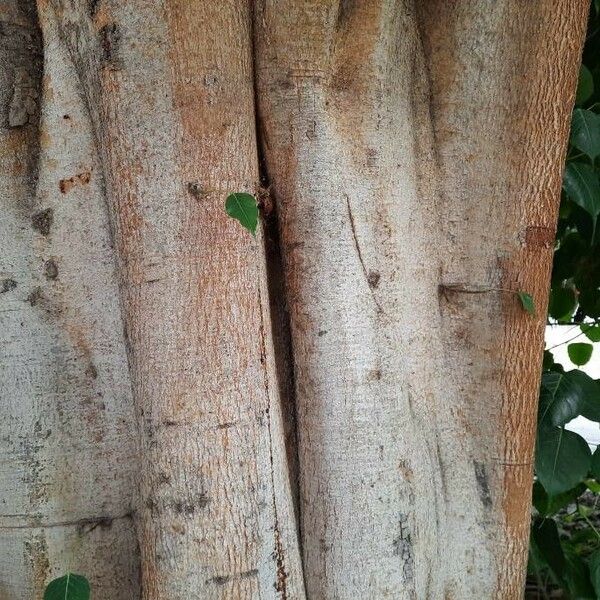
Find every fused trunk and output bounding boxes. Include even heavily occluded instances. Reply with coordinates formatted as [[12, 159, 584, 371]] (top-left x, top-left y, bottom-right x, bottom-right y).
[[255, 1, 588, 597], [0, 0, 589, 599], [44, 0, 304, 598]]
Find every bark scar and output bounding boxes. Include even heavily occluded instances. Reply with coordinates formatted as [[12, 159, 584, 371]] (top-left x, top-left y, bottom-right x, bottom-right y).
[[473, 460, 493, 509], [345, 194, 383, 313], [207, 569, 259, 586], [0, 512, 132, 530]]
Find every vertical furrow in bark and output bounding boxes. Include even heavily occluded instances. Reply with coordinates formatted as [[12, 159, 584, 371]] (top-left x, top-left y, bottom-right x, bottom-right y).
[[256, 0, 588, 598], [0, 1, 139, 598], [252, 33, 302, 538], [45, 0, 304, 598], [259, 186, 303, 544], [255, 1, 448, 597]]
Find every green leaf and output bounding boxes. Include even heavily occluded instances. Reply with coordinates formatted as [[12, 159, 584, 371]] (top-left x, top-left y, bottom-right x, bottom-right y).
[[568, 342, 594, 366], [552, 232, 588, 283], [530, 518, 566, 582], [538, 370, 590, 427], [591, 447, 600, 481], [225, 192, 258, 236], [535, 426, 591, 496], [585, 477, 600, 493], [549, 287, 577, 322], [517, 291, 535, 315], [44, 574, 90, 600], [571, 109, 600, 160], [543, 350, 555, 370], [563, 162, 600, 220], [533, 480, 586, 517], [527, 545, 545, 578], [576, 65, 595, 105], [572, 371, 600, 421], [564, 548, 595, 599], [583, 324, 600, 342], [590, 550, 600, 597], [580, 288, 600, 319], [548, 370, 600, 422]]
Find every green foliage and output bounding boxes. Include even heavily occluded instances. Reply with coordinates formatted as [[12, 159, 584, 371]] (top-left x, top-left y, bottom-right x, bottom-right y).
[[517, 291, 536, 315], [577, 65, 595, 105], [535, 426, 591, 496], [531, 518, 566, 583], [550, 286, 578, 322], [533, 481, 587, 517], [571, 109, 600, 161], [590, 550, 600, 596], [585, 324, 600, 342], [591, 448, 600, 481], [225, 192, 259, 236], [539, 371, 593, 427], [568, 342, 594, 366], [44, 574, 90, 600], [563, 162, 600, 229]]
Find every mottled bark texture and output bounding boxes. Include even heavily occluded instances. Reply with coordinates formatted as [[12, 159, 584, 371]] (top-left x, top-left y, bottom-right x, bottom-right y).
[[0, 0, 588, 599], [38, 0, 305, 599], [255, 1, 588, 598], [0, 0, 138, 598]]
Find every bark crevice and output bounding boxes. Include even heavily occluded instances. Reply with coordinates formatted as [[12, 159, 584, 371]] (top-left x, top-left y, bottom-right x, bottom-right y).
[[251, 2, 304, 576]]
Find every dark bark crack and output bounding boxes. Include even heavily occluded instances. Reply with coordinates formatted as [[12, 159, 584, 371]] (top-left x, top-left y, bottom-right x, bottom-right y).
[[257, 284, 289, 599], [251, 5, 305, 595], [0, 512, 133, 531], [345, 193, 384, 313]]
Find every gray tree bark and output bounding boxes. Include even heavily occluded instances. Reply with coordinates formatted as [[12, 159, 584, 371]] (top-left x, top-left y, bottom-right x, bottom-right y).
[[0, 1, 138, 597], [0, 1, 589, 599], [255, 1, 588, 597]]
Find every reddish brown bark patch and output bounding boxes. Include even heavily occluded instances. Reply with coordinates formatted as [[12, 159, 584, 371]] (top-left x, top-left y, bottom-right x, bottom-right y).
[[59, 170, 91, 194]]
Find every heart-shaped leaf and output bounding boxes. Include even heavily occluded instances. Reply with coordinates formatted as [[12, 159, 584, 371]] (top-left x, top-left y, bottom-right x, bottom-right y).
[[535, 426, 591, 496], [549, 287, 577, 322], [568, 342, 594, 366], [563, 162, 600, 220], [44, 574, 90, 600], [517, 291, 535, 315], [583, 324, 600, 342], [538, 370, 590, 427], [571, 109, 600, 160], [225, 192, 258, 236], [532, 480, 586, 517], [556, 369, 600, 425]]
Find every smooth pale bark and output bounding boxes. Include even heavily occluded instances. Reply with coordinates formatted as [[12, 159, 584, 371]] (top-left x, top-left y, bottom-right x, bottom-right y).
[[42, 1, 304, 598], [0, 1, 138, 598], [255, 1, 588, 598]]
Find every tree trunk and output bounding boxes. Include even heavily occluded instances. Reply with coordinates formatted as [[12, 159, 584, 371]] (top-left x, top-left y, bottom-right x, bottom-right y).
[[0, 1, 139, 597], [42, 0, 305, 598], [0, 0, 588, 599], [255, 1, 588, 598]]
